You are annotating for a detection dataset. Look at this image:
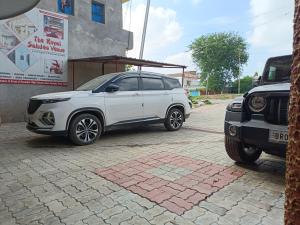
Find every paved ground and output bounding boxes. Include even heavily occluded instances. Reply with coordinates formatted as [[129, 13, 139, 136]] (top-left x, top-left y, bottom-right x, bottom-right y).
[[0, 100, 285, 225]]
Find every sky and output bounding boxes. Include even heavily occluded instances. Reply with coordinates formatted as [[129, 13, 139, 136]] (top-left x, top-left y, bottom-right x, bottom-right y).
[[123, 0, 294, 76]]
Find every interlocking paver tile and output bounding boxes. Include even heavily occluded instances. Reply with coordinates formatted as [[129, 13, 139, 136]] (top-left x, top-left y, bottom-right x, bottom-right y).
[[121, 216, 152, 225], [0, 101, 285, 224], [199, 201, 228, 216], [169, 196, 193, 210], [149, 211, 176, 225], [101, 205, 126, 220], [105, 209, 135, 225], [177, 189, 197, 200], [160, 200, 186, 216], [95, 152, 244, 215], [186, 192, 207, 205], [83, 215, 107, 225]]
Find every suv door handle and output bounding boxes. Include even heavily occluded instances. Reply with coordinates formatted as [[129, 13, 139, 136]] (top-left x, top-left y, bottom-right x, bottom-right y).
[[134, 93, 140, 96]]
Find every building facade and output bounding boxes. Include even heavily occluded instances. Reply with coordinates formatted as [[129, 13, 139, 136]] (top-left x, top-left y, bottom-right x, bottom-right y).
[[0, 0, 133, 122], [168, 71, 201, 96]]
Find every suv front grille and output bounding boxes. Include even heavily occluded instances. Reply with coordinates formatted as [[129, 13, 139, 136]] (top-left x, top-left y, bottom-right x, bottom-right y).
[[264, 96, 289, 125], [27, 100, 43, 114]]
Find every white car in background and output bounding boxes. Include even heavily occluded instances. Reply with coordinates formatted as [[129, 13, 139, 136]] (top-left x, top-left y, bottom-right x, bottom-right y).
[[27, 72, 191, 145]]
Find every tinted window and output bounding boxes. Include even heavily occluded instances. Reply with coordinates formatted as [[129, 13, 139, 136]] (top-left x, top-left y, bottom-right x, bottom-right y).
[[57, 0, 74, 15], [165, 78, 181, 89], [116, 78, 139, 91], [76, 73, 117, 91], [263, 56, 292, 83], [142, 78, 165, 90], [92, 2, 105, 24]]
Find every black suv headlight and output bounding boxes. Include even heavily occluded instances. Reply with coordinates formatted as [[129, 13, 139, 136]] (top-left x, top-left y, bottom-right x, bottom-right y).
[[248, 96, 267, 112], [42, 98, 70, 104]]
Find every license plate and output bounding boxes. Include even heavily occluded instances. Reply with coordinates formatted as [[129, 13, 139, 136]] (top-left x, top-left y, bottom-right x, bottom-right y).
[[269, 130, 288, 144]]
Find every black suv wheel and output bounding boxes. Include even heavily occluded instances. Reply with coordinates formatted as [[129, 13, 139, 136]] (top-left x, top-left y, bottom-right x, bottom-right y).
[[165, 108, 184, 131], [69, 114, 102, 146], [225, 136, 262, 163]]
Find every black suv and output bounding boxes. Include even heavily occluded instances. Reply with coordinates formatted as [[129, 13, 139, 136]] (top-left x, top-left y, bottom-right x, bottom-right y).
[[225, 55, 292, 163]]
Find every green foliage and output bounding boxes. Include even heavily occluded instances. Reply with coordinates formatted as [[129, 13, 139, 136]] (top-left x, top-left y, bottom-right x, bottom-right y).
[[190, 32, 249, 93], [188, 96, 199, 104], [125, 64, 135, 71], [189, 94, 242, 107], [202, 99, 212, 105], [188, 96, 212, 105], [232, 75, 254, 93]]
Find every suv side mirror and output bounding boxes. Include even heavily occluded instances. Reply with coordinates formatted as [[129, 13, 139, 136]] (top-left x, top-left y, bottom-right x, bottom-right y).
[[105, 84, 119, 93]]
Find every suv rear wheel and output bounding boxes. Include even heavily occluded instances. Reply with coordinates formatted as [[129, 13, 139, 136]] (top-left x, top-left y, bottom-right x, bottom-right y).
[[165, 108, 184, 131], [69, 114, 102, 146], [225, 136, 262, 163]]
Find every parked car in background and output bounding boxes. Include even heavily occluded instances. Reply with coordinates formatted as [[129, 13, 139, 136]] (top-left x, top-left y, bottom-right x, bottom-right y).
[[27, 72, 191, 145], [224, 55, 292, 163]]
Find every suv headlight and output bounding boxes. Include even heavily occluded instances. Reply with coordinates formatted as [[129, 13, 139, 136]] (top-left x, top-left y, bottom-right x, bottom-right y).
[[248, 96, 267, 112], [42, 98, 70, 104]]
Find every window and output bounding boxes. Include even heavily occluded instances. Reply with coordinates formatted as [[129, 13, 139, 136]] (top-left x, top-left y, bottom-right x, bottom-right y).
[[267, 66, 276, 81], [92, 1, 105, 24], [165, 78, 181, 89], [116, 78, 139, 91], [76, 73, 117, 91], [142, 78, 164, 91], [264, 56, 292, 83], [57, 0, 74, 15]]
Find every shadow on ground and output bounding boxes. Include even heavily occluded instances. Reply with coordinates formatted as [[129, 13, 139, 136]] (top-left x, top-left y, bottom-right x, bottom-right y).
[[236, 156, 286, 177], [25, 125, 167, 148]]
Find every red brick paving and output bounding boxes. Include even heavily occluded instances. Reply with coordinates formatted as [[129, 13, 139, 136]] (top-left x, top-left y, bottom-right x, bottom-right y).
[[169, 196, 193, 210], [186, 192, 207, 204], [161, 200, 186, 215], [95, 152, 244, 215], [177, 189, 196, 200]]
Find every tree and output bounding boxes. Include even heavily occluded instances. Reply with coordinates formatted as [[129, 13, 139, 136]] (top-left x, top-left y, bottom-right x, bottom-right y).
[[285, 2, 300, 224], [232, 76, 253, 94], [190, 32, 248, 93], [125, 64, 135, 71]]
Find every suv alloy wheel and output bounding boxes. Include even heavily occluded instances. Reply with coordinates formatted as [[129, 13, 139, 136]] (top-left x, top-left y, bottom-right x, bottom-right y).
[[165, 108, 184, 131], [69, 114, 102, 146]]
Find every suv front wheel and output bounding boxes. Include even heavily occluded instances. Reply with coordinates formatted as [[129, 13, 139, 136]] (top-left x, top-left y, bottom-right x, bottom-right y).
[[69, 114, 102, 146], [165, 108, 184, 131], [225, 136, 262, 163]]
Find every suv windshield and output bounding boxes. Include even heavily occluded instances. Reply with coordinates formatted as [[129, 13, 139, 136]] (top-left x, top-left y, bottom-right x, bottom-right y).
[[263, 55, 292, 83], [76, 73, 118, 91]]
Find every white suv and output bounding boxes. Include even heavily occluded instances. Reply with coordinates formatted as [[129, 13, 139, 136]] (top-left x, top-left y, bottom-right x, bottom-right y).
[[26, 72, 191, 145]]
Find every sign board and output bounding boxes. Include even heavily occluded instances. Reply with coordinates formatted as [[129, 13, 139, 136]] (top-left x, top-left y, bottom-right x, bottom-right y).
[[0, 8, 68, 86]]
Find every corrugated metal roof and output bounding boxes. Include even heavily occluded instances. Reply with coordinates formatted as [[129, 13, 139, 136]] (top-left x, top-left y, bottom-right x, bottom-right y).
[[69, 55, 187, 69]]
